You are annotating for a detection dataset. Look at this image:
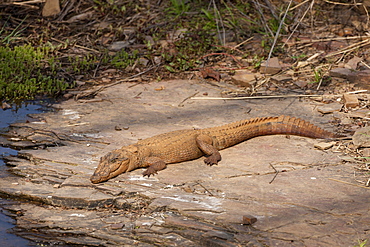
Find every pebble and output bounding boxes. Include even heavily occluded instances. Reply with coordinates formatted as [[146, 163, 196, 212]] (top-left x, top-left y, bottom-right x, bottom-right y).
[[260, 57, 281, 74], [314, 142, 335, 150], [242, 215, 257, 225], [343, 93, 359, 108]]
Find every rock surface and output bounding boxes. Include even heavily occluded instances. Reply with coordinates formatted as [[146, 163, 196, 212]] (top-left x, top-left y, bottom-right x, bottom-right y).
[[0, 80, 368, 246], [352, 126, 370, 148]]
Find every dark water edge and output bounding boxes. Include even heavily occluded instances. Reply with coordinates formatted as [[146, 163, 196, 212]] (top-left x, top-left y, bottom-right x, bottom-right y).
[[0, 101, 55, 246], [0, 199, 35, 247]]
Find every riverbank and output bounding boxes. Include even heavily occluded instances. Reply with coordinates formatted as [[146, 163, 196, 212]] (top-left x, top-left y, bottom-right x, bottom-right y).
[[0, 80, 368, 246], [0, 101, 56, 246]]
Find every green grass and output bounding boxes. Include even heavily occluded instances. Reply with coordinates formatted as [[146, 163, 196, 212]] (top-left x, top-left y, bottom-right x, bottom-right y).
[[166, 0, 191, 17], [354, 239, 368, 247], [110, 49, 139, 69]]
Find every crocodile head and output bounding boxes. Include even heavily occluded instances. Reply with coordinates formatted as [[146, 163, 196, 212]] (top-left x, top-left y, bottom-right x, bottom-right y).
[[90, 148, 135, 184]]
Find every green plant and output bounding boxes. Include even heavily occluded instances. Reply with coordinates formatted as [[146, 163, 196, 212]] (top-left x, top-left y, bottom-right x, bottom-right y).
[[223, 3, 241, 30], [354, 239, 368, 247], [162, 31, 215, 72], [268, 17, 280, 34], [0, 44, 72, 101], [166, 0, 190, 16], [0, 17, 27, 44], [110, 49, 139, 69], [291, 54, 307, 60], [93, 0, 127, 14], [252, 55, 264, 69], [313, 68, 323, 83], [308, 67, 331, 88], [68, 54, 98, 74], [201, 8, 217, 30]]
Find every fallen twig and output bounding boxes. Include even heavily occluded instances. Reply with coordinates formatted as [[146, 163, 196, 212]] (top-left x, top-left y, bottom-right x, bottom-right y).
[[191, 94, 323, 100], [269, 164, 279, 184], [50, 37, 100, 53], [233, 37, 254, 49], [289, 0, 310, 11], [323, 0, 362, 6], [9, 0, 45, 5], [347, 90, 368, 94], [325, 39, 370, 58], [178, 92, 199, 107], [292, 36, 370, 45], [106, 64, 160, 88], [265, 0, 293, 73], [199, 53, 244, 68], [328, 178, 370, 189], [192, 90, 368, 101], [75, 64, 160, 99], [195, 181, 214, 196], [316, 63, 333, 90]]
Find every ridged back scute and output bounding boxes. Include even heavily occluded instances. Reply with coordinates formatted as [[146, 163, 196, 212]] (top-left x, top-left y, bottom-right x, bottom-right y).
[[203, 115, 341, 150]]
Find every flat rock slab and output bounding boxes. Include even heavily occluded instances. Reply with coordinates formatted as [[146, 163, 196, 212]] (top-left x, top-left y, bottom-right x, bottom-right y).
[[0, 80, 369, 246]]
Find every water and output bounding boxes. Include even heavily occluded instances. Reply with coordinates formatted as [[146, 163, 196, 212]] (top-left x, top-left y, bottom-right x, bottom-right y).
[[0, 102, 51, 129], [0, 193, 34, 247], [0, 101, 53, 246]]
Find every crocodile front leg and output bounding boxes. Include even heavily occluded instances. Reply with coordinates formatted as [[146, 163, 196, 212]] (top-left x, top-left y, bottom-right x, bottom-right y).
[[142, 157, 167, 177], [196, 134, 221, 165]]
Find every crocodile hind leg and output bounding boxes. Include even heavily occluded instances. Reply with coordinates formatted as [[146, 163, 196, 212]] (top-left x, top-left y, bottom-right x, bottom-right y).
[[142, 157, 167, 177], [196, 134, 221, 165]]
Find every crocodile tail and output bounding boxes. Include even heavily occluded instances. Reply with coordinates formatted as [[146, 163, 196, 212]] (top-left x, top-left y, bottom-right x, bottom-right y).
[[256, 115, 343, 139], [206, 115, 344, 150]]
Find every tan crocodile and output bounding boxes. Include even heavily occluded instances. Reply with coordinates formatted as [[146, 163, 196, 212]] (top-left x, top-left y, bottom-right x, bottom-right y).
[[90, 115, 343, 183]]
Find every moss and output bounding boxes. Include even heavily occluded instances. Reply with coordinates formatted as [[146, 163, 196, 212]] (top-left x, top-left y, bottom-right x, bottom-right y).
[[0, 44, 72, 101]]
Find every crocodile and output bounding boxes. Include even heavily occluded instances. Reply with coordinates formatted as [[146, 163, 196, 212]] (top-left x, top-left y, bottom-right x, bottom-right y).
[[90, 115, 343, 183]]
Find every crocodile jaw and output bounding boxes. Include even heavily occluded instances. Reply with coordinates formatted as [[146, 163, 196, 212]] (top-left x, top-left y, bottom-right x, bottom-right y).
[[90, 150, 131, 184]]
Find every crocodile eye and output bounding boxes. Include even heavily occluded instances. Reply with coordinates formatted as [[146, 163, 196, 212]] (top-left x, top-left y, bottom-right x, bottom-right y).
[[110, 158, 118, 163], [110, 157, 128, 163]]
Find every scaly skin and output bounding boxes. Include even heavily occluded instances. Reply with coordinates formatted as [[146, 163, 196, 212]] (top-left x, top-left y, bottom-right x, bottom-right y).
[[90, 115, 343, 183]]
